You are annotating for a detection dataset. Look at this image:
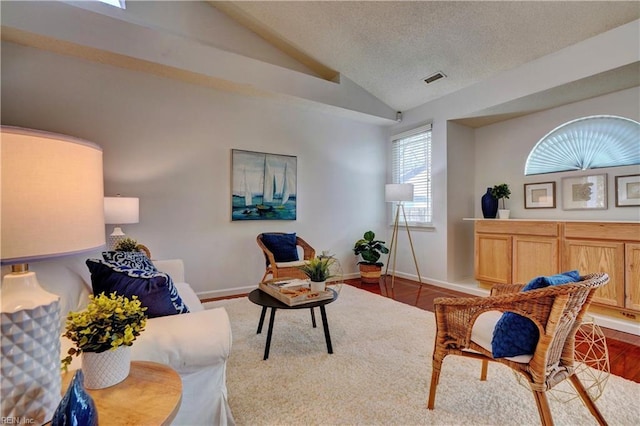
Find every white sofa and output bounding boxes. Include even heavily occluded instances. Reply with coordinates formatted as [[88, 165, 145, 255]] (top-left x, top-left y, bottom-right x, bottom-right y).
[[29, 254, 235, 426]]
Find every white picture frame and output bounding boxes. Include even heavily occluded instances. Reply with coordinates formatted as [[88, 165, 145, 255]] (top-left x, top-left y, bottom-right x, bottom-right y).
[[561, 174, 607, 210], [524, 181, 556, 209], [615, 174, 640, 207]]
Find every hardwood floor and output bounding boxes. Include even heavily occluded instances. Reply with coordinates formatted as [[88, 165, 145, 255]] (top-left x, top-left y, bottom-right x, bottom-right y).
[[344, 275, 640, 384]]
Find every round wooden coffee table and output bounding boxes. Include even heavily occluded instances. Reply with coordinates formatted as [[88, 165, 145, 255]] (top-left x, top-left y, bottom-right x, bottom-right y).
[[249, 288, 338, 360], [61, 361, 182, 425]]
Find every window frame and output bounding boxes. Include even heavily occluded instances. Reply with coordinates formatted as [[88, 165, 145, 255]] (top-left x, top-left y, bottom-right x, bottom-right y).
[[389, 124, 433, 228]]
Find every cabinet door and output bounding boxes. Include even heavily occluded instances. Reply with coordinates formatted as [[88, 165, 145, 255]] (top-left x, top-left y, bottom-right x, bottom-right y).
[[625, 243, 640, 311], [513, 236, 559, 284], [475, 234, 511, 285], [563, 240, 625, 308]]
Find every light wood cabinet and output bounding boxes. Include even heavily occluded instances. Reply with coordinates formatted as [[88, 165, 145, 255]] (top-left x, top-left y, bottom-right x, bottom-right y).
[[563, 239, 625, 307], [513, 236, 559, 284], [475, 233, 511, 286], [473, 220, 640, 320], [474, 220, 560, 288], [625, 243, 640, 312]]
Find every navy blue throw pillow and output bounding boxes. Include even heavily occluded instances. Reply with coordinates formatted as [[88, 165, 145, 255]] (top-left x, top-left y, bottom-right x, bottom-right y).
[[491, 270, 581, 358], [261, 233, 299, 263], [102, 251, 158, 273], [86, 259, 189, 318]]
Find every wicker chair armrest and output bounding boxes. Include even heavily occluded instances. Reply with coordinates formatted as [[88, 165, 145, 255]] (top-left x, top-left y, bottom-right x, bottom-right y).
[[433, 274, 609, 351], [296, 236, 316, 260], [490, 283, 526, 296], [433, 289, 564, 348]]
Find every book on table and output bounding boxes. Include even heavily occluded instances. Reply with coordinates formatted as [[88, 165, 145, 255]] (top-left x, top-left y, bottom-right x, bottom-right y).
[[259, 278, 334, 306]]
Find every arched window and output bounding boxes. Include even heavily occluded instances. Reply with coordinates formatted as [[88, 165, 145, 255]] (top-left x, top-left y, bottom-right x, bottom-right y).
[[525, 115, 640, 175]]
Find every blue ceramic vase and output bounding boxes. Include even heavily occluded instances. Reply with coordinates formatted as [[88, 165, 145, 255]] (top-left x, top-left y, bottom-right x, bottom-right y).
[[52, 370, 98, 426], [481, 187, 498, 219]]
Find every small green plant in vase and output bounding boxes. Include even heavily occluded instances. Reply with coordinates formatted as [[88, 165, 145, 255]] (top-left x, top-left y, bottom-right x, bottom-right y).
[[61, 292, 147, 368], [297, 256, 336, 291], [490, 183, 511, 219]]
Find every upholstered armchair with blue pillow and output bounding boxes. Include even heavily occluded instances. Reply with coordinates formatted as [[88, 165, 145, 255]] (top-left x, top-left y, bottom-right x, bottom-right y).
[[31, 253, 235, 426], [257, 232, 315, 282], [427, 272, 610, 426]]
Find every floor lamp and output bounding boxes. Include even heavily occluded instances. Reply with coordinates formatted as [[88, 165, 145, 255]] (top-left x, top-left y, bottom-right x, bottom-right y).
[[384, 184, 423, 304], [1, 126, 105, 423]]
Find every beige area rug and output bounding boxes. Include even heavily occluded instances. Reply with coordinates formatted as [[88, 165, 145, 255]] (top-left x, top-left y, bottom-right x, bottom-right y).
[[206, 285, 640, 425]]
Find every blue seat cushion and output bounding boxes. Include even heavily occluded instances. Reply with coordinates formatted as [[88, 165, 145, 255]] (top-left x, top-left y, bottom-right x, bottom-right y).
[[261, 233, 299, 263], [86, 259, 189, 318], [491, 270, 581, 358]]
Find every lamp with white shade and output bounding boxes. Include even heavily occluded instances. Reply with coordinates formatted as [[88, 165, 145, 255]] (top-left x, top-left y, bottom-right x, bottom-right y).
[[384, 183, 423, 301], [104, 195, 139, 250], [1, 126, 105, 423]]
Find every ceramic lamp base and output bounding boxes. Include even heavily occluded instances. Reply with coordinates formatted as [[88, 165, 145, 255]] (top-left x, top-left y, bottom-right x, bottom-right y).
[[1, 300, 61, 423]]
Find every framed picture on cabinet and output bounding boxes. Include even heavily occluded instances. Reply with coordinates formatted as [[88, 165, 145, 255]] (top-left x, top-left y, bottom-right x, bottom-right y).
[[561, 174, 607, 210], [524, 181, 555, 209], [615, 174, 640, 207]]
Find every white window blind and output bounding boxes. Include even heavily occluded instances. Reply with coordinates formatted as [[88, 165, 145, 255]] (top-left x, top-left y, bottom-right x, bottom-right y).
[[391, 124, 432, 225]]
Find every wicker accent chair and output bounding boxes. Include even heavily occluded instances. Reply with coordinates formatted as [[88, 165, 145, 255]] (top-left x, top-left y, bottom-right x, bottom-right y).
[[427, 273, 610, 426], [257, 233, 315, 282]]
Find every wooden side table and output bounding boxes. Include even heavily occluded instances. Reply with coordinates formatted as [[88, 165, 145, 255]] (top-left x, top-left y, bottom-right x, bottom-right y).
[[61, 361, 182, 425]]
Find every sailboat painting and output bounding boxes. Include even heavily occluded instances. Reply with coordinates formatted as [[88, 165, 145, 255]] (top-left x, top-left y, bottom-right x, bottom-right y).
[[231, 149, 297, 221]]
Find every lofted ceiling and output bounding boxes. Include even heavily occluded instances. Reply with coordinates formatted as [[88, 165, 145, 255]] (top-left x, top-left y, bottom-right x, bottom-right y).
[[211, 1, 640, 114]]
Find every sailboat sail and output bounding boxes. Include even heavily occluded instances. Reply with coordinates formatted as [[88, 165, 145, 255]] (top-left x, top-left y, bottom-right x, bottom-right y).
[[281, 163, 291, 204], [263, 157, 275, 203], [243, 169, 252, 206]]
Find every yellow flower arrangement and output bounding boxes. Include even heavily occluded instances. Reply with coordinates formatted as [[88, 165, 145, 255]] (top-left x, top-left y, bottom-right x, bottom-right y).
[[61, 292, 147, 370]]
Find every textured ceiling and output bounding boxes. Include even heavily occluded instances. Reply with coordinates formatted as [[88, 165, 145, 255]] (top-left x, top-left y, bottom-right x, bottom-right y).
[[215, 1, 640, 112]]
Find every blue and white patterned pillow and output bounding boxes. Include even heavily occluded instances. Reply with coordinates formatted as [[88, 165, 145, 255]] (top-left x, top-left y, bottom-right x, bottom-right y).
[[86, 259, 189, 318], [103, 251, 157, 273]]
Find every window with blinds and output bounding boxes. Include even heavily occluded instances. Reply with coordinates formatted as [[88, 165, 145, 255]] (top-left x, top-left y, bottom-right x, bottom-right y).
[[390, 124, 432, 225]]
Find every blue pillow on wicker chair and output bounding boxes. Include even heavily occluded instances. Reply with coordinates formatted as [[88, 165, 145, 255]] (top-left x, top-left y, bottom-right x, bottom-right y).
[[86, 259, 189, 318], [261, 233, 299, 263], [102, 251, 157, 273], [491, 270, 581, 358]]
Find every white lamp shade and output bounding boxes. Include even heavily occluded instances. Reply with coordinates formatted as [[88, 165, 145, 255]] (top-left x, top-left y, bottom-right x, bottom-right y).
[[385, 183, 414, 202], [104, 196, 139, 224], [1, 126, 105, 423], [1, 126, 105, 264]]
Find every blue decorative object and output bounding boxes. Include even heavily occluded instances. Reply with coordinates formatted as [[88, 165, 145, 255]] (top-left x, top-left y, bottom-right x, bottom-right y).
[[481, 188, 498, 219], [102, 251, 158, 272], [491, 270, 581, 358], [261, 233, 299, 262], [52, 370, 98, 426], [86, 259, 189, 318]]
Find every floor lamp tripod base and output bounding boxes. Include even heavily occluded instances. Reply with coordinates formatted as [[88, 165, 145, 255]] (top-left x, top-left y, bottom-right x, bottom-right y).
[[384, 203, 424, 306]]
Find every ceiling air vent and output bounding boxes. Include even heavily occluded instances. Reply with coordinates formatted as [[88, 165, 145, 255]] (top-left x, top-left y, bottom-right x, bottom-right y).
[[424, 72, 446, 85]]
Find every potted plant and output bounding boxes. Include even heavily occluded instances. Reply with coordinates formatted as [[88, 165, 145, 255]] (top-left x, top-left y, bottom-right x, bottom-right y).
[[61, 292, 147, 389], [297, 256, 336, 291], [353, 231, 389, 284], [490, 183, 511, 219]]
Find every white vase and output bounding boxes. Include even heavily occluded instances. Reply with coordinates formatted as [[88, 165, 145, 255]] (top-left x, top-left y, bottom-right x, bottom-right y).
[[82, 346, 131, 389], [310, 280, 326, 292], [498, 209, 510, 219]]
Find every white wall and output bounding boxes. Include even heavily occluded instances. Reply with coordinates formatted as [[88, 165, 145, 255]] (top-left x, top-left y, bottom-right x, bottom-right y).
[[1, 41, 388, 297], [474, 87, 640, 221]]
